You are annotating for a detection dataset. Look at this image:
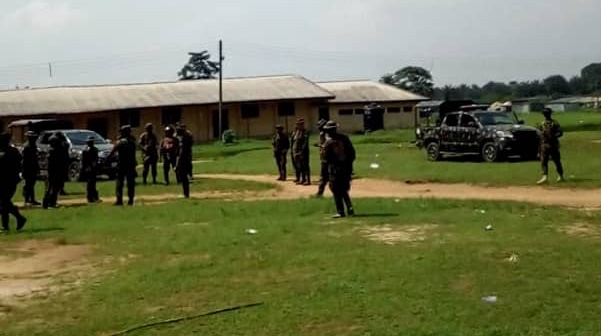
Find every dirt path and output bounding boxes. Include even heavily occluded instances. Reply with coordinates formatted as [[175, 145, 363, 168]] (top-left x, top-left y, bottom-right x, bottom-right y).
[[197, 174, 601, 209]]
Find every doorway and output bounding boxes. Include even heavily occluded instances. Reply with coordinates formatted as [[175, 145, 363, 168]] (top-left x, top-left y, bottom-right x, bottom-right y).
[[318, 106, 330, 121], [212, 109, 230, 139], [363, 107, 384, 132], [87, 118, 109, 138]]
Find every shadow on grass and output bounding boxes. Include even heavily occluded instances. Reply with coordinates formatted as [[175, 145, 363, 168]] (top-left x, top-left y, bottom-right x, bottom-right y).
[[353, 213, 399, 218], [23, 227, 66, 234]]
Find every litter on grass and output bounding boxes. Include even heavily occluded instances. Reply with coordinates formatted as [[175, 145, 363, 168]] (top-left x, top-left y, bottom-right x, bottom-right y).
[[370, 163, 380, 169], [507, 254, 520, 263], [482, 296, 498, 303], [485, 225, 493, 231], [246, 229, 258, 235]]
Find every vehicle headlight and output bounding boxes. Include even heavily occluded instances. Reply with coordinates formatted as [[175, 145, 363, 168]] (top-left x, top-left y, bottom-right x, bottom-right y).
[[496, 131, 514, 139]]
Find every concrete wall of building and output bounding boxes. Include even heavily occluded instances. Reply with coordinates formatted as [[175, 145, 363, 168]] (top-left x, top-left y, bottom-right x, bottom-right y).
[[328, 102, 418, 133]]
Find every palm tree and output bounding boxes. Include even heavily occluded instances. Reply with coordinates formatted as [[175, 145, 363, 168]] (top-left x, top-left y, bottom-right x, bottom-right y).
[[178, 51, 220, 80]]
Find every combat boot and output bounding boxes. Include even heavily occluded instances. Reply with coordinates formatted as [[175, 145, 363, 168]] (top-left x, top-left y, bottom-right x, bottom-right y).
[[557, 176, 565, 182], [16, 216, 27, 231], [537, 175, 548, 185]]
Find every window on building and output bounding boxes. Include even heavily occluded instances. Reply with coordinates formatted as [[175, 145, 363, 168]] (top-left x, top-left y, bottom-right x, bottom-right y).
[[403, 106, 413, 113], [241, 104, 260, 119], [387, 107, 401, 113], [277, 102, 295, 116], [444, 114, 459, 127], [162, 106, 182, 126], [119, 109, 141, 128], [354, 108, 365, 115], [339, 109, 353, 116]]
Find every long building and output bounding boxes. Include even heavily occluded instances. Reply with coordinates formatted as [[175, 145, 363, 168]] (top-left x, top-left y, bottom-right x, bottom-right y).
[[0, 75, 428, 141]]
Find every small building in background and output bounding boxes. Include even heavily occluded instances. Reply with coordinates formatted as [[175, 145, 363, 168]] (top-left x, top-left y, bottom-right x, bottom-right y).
[[546, 96, 600, 111], [317, 80, 428, 133], [511, 98, 546, 113]]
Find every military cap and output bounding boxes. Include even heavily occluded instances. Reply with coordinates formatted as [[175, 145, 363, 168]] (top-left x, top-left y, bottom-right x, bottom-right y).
[[296, 118, 305, 124], [322, 120, 338, 130], [275, 124, 284, 129], [543, 107, 553, 115], [316, 119, 328, 129], [145, 123, 153, 130], [176, 123, 186, 130], [120, 125, 132, 132]]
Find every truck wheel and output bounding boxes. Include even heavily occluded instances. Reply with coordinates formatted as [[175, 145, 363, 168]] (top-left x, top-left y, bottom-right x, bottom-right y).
[[481, 143, 499, 163], [426, 142, 441, 161], [68, 161, 82, 182]]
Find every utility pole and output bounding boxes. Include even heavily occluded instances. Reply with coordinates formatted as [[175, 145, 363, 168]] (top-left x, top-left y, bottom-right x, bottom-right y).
[[218, 40, 224, 138], [48, 62, 53, 77]]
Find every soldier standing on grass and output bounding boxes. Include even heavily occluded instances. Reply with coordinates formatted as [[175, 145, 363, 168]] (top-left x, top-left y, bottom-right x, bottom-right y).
[[110, 125, 137, 206], [0, 133, 27, 232], [22, 131, 41, 206], [139, 123, 159, 185], [291, 118, 311, 185], [272, 125, 290, 181], [43, 135, 64, 209], [315, 119, 328, 196], [322, 121, 356, 218], [160, 126, 179, 185], [537, 108, 565, 184], [175, 124, 194, 198], [82, 136, 100, 203], [56, 131, 70, 196]]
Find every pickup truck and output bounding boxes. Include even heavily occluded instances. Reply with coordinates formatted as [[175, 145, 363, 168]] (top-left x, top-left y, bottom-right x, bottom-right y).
[[416, 111, 540, 162]]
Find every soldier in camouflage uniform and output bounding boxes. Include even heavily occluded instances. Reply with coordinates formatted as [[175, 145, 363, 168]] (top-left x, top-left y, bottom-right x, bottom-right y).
[[315, 119, 328, 196], [22, 131, 41, 206], [139, 123, 159, 185], [272, 125, 290, 181], [537, 108, 564, 184], [291, 118, 310, 185], [175, 124, 194, 198], [322, 121, 356, 218], [81, 136, 100, 203], [160, 126, 180, 185], [110, 125, 137, 206], [0, 133, 27, 231]]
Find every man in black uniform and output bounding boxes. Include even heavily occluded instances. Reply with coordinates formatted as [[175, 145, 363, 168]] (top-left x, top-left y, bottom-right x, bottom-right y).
[[139, 123, 159, 185], [22, 131, 41, 206], [110, 125, 137, 206], [160, 126, 179, 185], [43, 135, 64, 209], [322, 121, 356, 218], [82, 136, 100, 203], [291, 118, 310, 185], [175, 124, 194, 198], [315, 119, 328, 196], [0, 132, 27, 231], [55, 131, 70, 196], [272, 125, 290, 181]]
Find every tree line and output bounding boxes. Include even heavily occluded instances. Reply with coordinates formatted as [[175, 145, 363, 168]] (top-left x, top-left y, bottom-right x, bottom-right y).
[[381, 63, 601, 102]]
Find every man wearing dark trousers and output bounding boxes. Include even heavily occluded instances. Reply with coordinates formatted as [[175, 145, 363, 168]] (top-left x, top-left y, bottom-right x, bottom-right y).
[[43, 135, 64, 209], [291, 118, 310, 185], [22, 131, 41, 206], [322, 121, 356, 218], [160, 126, 179, 185], [537, 108, 565, 184], [111, 125, 137, 206], [175, 124, 194, 198], [315, 119, 328, 196], [0, 133, 27, 231], [272, 125, 290, 181], [82, 136, 99, 203], [139, 123, 159, 185]]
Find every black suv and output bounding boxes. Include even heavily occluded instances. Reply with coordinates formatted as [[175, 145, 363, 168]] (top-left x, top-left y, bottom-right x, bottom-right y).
[[37, 130, 118, 181], [417, 111, 539, 162]]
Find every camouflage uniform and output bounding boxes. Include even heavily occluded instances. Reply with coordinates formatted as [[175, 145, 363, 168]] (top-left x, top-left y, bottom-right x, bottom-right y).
[[160, 127, 180, 185], [323, 121, 356, 218], [43, 135, 65, 209], [539, 115, 564, 179], [22, 132, 41, 205], [139, 124, 159, 185], [0, 133, 27, 231], [111, 126, 137, 206], [291, 119, 310, 185], [315, 119, 328, 196], [81, 137, 99, 203], [175, 125, 194, 198], [272, 125, 290, 181]]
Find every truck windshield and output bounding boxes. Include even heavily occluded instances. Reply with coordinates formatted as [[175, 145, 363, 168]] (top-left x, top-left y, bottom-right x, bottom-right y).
[[67, 131, 108, 146], [476, 113, 515, 125]]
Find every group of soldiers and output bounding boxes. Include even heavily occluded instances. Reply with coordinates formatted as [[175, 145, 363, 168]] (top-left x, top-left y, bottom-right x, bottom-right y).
[[0, 122, 194, 232], [273, 118, 356, 218]]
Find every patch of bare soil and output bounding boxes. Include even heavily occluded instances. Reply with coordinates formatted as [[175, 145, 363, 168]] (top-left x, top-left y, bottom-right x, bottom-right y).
[[359, 224, 439, 245], [0, 239, 92, 310], [560, 223, 601, 239]]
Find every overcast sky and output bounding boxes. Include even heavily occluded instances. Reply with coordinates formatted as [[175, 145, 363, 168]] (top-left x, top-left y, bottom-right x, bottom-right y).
[[0, 0, 599, 89]]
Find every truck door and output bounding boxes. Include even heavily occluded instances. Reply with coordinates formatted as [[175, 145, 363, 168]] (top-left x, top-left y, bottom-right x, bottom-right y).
[[459, 114, 480, 152], [440, 113, 460, 150]]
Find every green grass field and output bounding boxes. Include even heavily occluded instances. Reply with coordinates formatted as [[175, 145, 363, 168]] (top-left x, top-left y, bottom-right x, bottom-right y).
[[2, 198, 601, 335], [193, 111, 601, 188]]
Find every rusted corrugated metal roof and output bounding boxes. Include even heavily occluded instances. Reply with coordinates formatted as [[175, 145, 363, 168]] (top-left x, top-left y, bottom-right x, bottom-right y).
[[0, 75, 334, 117], [319, 80, 428, 103]]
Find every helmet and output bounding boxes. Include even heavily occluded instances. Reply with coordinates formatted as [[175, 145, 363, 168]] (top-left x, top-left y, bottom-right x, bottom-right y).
[[145, 123, 153, 131], [316, 119, 328, 129], [322, 120, 338, 130]]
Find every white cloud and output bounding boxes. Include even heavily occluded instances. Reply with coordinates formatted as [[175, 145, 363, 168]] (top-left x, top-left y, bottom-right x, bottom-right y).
[[4, 1, 83, 31]]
